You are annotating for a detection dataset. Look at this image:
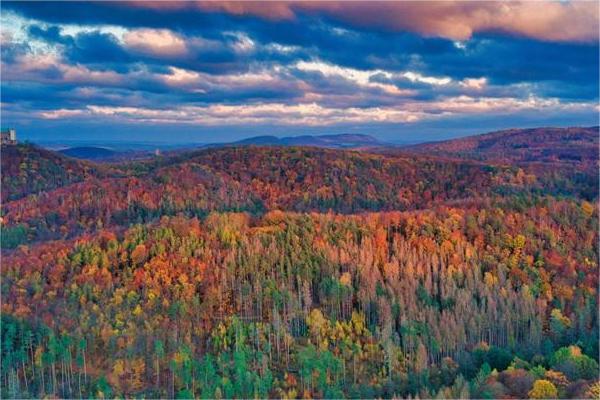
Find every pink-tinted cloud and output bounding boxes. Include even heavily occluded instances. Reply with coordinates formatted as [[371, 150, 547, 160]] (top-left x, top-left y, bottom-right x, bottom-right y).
[[197, 1, 296, 20], [124, 28, 188, 56], [33, 94, 596, 126], [128, 1, 598, 42], [299, 1, 598, 42]]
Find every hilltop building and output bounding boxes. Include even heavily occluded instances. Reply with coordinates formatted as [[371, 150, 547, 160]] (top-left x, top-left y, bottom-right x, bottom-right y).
[[1, 128, 16, 145]]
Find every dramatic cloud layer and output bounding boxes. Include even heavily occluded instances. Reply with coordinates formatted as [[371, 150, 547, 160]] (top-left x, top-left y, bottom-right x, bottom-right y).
[[193, 1, 600, 42], [1, 1, 598, 143]]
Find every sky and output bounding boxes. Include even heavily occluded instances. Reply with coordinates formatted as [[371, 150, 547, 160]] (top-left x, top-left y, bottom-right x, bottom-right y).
[[1, 1, 599, 144]]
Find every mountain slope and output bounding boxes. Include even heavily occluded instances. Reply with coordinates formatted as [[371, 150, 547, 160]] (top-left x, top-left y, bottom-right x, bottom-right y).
[[1, 130, 598, 400], [405, 126, 599, 167], [1, 144, 114, 202], [1, 145, 528, 244], [3, 136, 597, 246]]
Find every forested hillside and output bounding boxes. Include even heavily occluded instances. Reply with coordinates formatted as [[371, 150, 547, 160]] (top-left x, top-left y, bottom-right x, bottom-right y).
[[1, 144, 115, 202], [400, 126, 600, 201], [1, 129, 598, 399], [404, 127, 598, 169], [1, 146, 535, 246]]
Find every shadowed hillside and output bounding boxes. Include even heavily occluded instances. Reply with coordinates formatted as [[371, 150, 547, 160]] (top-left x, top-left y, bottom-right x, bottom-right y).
[[1, 145, 530, 245], [1, 144, 116, 202], [405, 126, 598, 167], [398, 126, 599, 200]]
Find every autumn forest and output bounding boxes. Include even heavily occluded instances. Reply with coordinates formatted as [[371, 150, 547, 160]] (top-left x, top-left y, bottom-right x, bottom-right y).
[[1, 126, 599, 399]]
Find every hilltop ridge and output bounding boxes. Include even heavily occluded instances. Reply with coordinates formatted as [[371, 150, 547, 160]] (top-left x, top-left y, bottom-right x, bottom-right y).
[[230, 133, 382, 148], [404, 126, 599, 166]]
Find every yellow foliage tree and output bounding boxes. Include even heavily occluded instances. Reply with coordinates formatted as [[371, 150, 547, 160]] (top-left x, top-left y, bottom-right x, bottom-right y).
[[306, 308, 329, 348], [584, 381, 600, 399], [528, 379, 558, 399]]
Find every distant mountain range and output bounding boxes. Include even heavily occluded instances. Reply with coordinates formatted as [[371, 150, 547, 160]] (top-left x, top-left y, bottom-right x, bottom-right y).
[[229, 133, 382, 148], [4, 125, 597, 213], [59, 146, 118, 160], [50, 127, 599, 166], [56, 134, 384, 160]]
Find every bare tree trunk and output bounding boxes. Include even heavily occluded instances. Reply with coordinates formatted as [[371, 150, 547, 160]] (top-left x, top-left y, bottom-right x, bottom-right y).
[[40, 363, 45, 397], [22, 361, 28, 393], [83, 350, 87, 384], [52, 362, 57, 395], [156, 356, 160, 389], [171, 367, 175, 399]]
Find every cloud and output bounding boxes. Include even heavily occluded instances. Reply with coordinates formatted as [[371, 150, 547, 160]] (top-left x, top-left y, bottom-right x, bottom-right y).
[[28, 24, 65, 43], [193, 1, 296, 20], [124, 28, 188, 56], [27, 93, 596, 129], [301, 1, 599, 42], [68, 31, 132, 66], [1, 1, 597, 142], [402, 71, 451, 86], [460, 78, 487, 90], [149, 1, 600, 42], [42, 102, 421, 125], [295, 60, 415, 96], [38, 108, 86, 119], [5, 1, 598, 43]]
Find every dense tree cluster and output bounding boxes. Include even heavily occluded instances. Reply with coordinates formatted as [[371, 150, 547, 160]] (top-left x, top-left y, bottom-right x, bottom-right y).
[[1, 144, 113, 203], [400, 127, 599, 201], [403, 127, 598, 170], [2, 201, 598, 398], [1, 141, 598, 398], [2, 145, 589, 248]]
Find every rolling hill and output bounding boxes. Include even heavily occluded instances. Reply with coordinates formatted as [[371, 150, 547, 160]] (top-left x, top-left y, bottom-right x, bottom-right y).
[[59, 146, 119, 160], [404, 126, 599, 166], [1, 145, 529, 245], [230, 133, 382, 148], [1, 127, 598, 400], [1, 144, 115, 202], [397, 126, 599, 201]]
